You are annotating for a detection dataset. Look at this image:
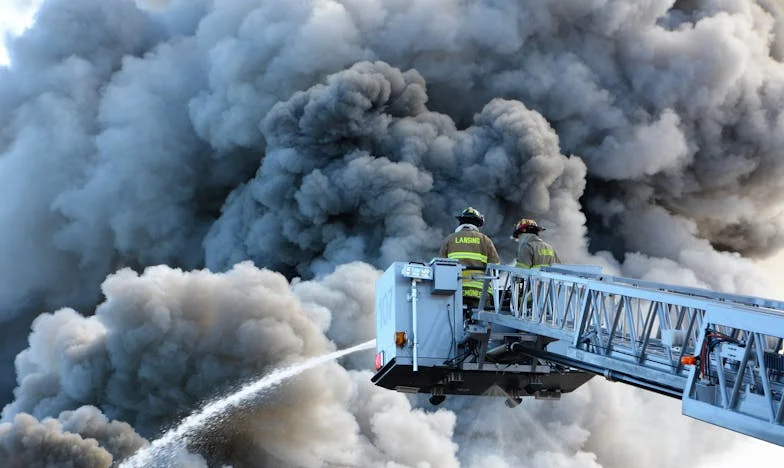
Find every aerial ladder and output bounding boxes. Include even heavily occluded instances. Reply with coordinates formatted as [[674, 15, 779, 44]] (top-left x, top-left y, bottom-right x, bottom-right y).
[[371, 258, 784, 447]]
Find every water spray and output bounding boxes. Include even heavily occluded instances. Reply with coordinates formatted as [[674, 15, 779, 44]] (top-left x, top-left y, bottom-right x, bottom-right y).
[[121, 339, 376, 467]]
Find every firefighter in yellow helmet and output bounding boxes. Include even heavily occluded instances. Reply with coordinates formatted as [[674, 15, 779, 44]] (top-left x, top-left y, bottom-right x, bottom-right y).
[[512, 218, 560, 269], [439, 207, 500, 306]]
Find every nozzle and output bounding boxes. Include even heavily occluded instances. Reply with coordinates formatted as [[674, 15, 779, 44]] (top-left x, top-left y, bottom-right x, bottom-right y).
[[505, 396, 523, 408], [429, 385, 446, 406], [429, 394, 446, 406]]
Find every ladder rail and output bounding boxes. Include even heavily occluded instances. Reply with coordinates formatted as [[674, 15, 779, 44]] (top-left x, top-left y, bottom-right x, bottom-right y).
[[544, 265, 784, 311], [476, 263, 784, 446]]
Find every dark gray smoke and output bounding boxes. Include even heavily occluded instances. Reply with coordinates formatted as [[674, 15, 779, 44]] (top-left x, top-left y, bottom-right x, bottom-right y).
[[1, 0, 784, 465], [204, 60, 587, 276]]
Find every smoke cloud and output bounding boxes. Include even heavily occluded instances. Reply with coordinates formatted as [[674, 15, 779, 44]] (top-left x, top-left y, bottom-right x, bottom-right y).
[[1, 0, 784, 465], [2, 262, 461, 467], [204, 60, 586, 277], [0, 405, 145, 467]]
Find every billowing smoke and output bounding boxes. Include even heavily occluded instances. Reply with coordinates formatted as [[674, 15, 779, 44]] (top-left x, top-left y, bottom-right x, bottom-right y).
[[0, 405, 145, 467], [2, 262, 460, 466], [1, 0, 784, 465], [204, 60, 587, 276]]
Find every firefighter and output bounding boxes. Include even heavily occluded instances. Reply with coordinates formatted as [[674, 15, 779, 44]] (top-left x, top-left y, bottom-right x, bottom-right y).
[[512, 218, 560, 269], [439, 207, 500, 307]]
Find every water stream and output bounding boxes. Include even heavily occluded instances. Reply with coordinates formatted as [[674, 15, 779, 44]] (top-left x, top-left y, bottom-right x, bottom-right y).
[[120, 339, 376, 467]]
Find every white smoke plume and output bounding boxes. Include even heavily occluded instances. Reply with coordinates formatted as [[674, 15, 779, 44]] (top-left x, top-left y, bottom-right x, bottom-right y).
[[0, 405, 145, 467], [3, 262, 332, 434], [2, 261, 460, 466], [1, 0, 784, 466]]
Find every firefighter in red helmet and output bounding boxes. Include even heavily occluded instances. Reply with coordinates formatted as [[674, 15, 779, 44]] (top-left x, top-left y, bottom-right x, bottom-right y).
[[512, 218, 560, 269]]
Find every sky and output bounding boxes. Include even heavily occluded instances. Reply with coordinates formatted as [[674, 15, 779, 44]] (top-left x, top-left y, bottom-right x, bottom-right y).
[[0, 0, 40, 65], [2, 0, 784, 467]]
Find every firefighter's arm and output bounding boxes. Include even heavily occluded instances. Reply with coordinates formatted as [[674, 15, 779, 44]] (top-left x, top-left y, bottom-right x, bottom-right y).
[[438, 240, 448, 258], [486, 237, 500, 264]]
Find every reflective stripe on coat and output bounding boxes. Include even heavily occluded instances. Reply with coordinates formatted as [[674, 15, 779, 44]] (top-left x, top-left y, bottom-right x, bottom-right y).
[[439, 226, 500, 296], [515, 233, 560, 269]]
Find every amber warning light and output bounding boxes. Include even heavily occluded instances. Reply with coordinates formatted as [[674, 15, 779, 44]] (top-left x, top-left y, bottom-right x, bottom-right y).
[[681, 355, 698, 366], [395, 331, 407, 347]]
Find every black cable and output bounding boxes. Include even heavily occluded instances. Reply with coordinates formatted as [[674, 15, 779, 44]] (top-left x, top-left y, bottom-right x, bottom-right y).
[[443, 339, 471, 367], [444, 346, 472, 367], [446, 302, 456, 363], [446, 339, 479, 367], [700, 328, 744, 381]]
